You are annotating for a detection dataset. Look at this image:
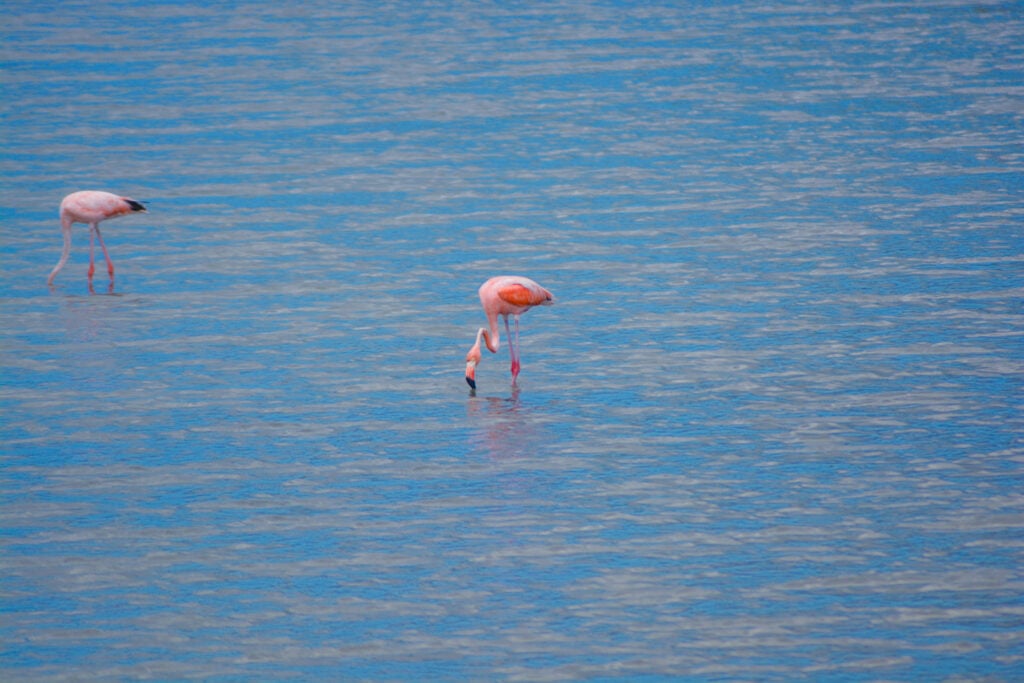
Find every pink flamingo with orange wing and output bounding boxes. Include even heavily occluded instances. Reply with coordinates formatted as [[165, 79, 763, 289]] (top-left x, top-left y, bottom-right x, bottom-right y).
[[465, 276, 554, 389]]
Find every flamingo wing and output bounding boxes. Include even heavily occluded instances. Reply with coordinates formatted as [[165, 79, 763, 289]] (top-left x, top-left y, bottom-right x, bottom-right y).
[[497, 281, 551, 308]]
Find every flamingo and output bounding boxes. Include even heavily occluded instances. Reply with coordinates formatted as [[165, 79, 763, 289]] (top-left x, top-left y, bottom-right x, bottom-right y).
[[47, 190, 147, 287], [465, 275, 554, 389]]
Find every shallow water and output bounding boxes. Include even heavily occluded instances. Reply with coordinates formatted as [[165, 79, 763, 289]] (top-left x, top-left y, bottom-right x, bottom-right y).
[[2, 1, 1023, 680]]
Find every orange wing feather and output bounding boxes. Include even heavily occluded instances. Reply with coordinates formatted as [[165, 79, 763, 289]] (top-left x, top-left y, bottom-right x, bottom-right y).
[[498, 283, 542, 307]]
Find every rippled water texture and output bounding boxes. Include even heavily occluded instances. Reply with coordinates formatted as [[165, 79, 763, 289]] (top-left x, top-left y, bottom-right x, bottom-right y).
[[2, 1, 1023, 680]]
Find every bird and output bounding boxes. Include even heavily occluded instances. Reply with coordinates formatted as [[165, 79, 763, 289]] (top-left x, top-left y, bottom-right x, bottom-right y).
[[465, 275, 554, 389], [47, 190, 147, 287]]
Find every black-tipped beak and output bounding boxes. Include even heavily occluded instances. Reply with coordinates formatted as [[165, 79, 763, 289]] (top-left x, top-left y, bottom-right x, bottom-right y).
[[465, 376, 476, 390]]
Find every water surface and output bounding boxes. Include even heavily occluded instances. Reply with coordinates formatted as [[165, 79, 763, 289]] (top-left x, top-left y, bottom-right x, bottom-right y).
[[2, 1, 1023, 680]]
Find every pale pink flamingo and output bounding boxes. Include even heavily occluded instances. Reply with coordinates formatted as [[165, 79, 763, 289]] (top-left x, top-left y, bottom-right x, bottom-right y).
[[47, 190, 147, 287], [465, 275, 554, 389]]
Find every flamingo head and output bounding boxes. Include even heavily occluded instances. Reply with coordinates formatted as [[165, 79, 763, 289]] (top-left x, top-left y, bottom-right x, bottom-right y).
[[465, 335, 483, 390]]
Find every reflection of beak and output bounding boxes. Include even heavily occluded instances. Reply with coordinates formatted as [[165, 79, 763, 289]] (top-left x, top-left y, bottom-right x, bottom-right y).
[[465, 360, 477, 389]]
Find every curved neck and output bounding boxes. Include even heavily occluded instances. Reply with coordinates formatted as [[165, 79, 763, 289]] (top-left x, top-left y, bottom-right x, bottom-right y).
[[47, 221, 72, 285], [479, 317, 500, 354]]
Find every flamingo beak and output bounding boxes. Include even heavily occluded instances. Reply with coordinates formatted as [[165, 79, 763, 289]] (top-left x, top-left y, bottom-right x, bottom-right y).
[[465, 360, 477, 390]]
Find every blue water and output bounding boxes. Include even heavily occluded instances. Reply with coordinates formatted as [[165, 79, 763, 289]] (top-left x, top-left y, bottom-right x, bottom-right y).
[[2, 1, 1023, 680]]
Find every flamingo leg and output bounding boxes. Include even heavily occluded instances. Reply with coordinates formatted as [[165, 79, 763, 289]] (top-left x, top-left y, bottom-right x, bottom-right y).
[[506, 314, 521, 383], [94, 224, 115, 279], [514, 314, 522, 378], [88, 224, 96, 281]]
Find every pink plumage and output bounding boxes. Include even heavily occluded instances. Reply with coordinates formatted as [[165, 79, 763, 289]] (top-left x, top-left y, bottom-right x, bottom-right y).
[[465, 276, 554, 389], [48, 190, 147, 287]]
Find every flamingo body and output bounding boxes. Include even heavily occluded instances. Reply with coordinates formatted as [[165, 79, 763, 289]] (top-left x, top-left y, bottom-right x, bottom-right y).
[[465, 275, 554, 389], [47, 190, 147, 287]]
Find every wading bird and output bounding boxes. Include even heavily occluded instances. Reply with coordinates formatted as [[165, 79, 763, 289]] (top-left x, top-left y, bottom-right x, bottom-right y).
[[465, 275, 554, 389], [47, 190, 147, 287]]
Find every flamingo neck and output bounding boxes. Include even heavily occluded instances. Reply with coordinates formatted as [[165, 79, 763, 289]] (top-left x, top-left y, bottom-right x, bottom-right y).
[[47, 221, 73, 285], [479, 321, 500, 354]]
